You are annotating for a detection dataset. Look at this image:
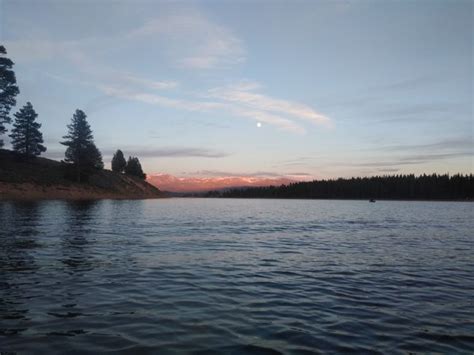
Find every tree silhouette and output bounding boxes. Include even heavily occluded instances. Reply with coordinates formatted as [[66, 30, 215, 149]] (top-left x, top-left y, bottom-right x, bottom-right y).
[[111, 149, 126, 173], [125, 156, 146, 180], [9, 102, 46, 157], [218, 174, 473, 200], [0, 45, 20, 147], [61, 109, 103, 181]]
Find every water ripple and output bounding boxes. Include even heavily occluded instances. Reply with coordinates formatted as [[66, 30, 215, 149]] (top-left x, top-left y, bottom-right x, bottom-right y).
[[1, 199, 473, 353]]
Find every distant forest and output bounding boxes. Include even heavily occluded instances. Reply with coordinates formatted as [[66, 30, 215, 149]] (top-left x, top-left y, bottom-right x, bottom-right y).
[[215, 174, 474, 200]]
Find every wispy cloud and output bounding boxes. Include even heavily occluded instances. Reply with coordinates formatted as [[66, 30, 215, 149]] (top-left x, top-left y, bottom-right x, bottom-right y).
[[344, 151, 473, 168], [5, 10, 329, 134], [184, 170, 312, 178], [100, 85, 225, 112], [331, 136, 473, 171], [187, 170, 283, 177], [44, 146, 229, 160], [275, 156, 316, 167], [127, 12, 245, 69], [119, 147, 229, 158], [380, 137, 473, 152], [100, 81, 329, 134], [7, 9, 245, 70], [231, 108, 306, 134], [207, 82, 332, 126], [338, 151, 472, 170], [368, 75, 442, 92], [117, 75, 178, 90], [373, 102, 468, 118]]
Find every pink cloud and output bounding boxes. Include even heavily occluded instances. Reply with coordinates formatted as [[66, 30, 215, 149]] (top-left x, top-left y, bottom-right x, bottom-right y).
[[147, 173, 296, 192]]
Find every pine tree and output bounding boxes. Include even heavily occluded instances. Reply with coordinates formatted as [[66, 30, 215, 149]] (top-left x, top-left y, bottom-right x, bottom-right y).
[[84, 142, 104, 170], [9, 102, 46, 157], [125, 156, 146, 180], [111, 149, 126, 173], [61, 109, 103, 181], [0, 45, 20, 147]]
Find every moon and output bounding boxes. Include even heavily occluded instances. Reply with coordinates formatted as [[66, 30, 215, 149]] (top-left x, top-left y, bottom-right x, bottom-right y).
[[256, 122, 262, 128]]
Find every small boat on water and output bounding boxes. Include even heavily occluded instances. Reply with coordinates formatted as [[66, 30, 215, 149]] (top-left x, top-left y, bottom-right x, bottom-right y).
[[369, 199, 376, 203]]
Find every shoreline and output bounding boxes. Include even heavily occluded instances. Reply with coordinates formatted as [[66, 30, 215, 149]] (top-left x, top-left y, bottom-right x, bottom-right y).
[[3, 195, 470, 202], [179, 196, 474, 202], [0, 182, 164, 201]]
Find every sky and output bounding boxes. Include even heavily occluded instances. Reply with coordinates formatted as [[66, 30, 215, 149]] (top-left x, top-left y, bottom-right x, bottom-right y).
[[1, 0, 473, 191]]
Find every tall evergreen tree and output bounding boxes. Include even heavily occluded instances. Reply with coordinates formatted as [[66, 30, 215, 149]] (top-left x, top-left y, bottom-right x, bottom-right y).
[[125, 156, 146, 180], [0, 45, 20, 147], [111, 149, 126, 173], [61, 109, 103, 181], [9, 102, 46, 157], [84, 142, 104, 170]]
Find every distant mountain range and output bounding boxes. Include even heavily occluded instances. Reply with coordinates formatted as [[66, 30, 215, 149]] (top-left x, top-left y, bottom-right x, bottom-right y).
[[147, 173, 295, 193]]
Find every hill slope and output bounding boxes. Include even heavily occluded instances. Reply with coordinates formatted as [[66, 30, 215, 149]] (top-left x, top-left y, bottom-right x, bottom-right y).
[[0, 149, 163, 200]]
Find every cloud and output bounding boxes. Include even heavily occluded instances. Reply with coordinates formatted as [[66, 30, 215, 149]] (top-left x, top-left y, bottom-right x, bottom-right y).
[[185, 170, 311, 178], [117, 75, 178, 90], [275, 156, 316, 167], [4, 39, 76, 62], [100, 85, 225, 112], [119, 147, 229, 158], [231, 108, 306, 134], [369, 75, 441, 92], [99, 82, 323, 134], [380, 137, 473, 152], [316, 137, 473, 173], [342, 151, 472, 169], [44, 146, 229, 160], [5, 12, 329, 134], [7, 9, 245, 70], [373, 102, 468, 118], [207, 83, 331, 126], [127, 12, 245, 69], [187, 170, 283, 177]]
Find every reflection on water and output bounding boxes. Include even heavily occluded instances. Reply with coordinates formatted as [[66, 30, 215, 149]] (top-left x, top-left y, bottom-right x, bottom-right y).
[[0, 199, 473, 353], [1, 202, 41, 272], [0, 202, 41, 333], [61, 201, 98, 272]]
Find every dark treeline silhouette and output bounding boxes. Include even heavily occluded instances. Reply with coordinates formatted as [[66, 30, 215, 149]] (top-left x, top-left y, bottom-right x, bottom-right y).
[[0, 44, 148, 183], [217, 174, 474, 201], [111, 150, 146, 180], [124, 156, 146, 180]]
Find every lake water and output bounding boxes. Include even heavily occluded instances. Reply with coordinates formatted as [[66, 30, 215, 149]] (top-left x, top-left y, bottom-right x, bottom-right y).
[[1, 198, 473, 354]]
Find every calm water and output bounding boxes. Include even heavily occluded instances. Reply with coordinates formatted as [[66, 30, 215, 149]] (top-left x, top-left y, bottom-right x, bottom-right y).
[[1, 199, 473, 354]]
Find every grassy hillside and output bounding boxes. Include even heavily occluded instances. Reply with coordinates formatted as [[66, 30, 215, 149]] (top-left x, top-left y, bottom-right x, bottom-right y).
[[0, 149, 163, 200]]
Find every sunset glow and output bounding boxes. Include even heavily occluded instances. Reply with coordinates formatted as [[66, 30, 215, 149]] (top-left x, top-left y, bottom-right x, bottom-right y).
[[147, 173, 298, 192]]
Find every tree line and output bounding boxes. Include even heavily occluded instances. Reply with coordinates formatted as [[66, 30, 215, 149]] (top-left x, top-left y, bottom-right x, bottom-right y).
[[0, 45, 145, 182], [217, 174, 474, 200]]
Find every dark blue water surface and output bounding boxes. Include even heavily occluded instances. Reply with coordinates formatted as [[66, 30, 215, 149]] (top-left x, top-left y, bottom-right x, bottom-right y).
[[1, 198, 473, 354]]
